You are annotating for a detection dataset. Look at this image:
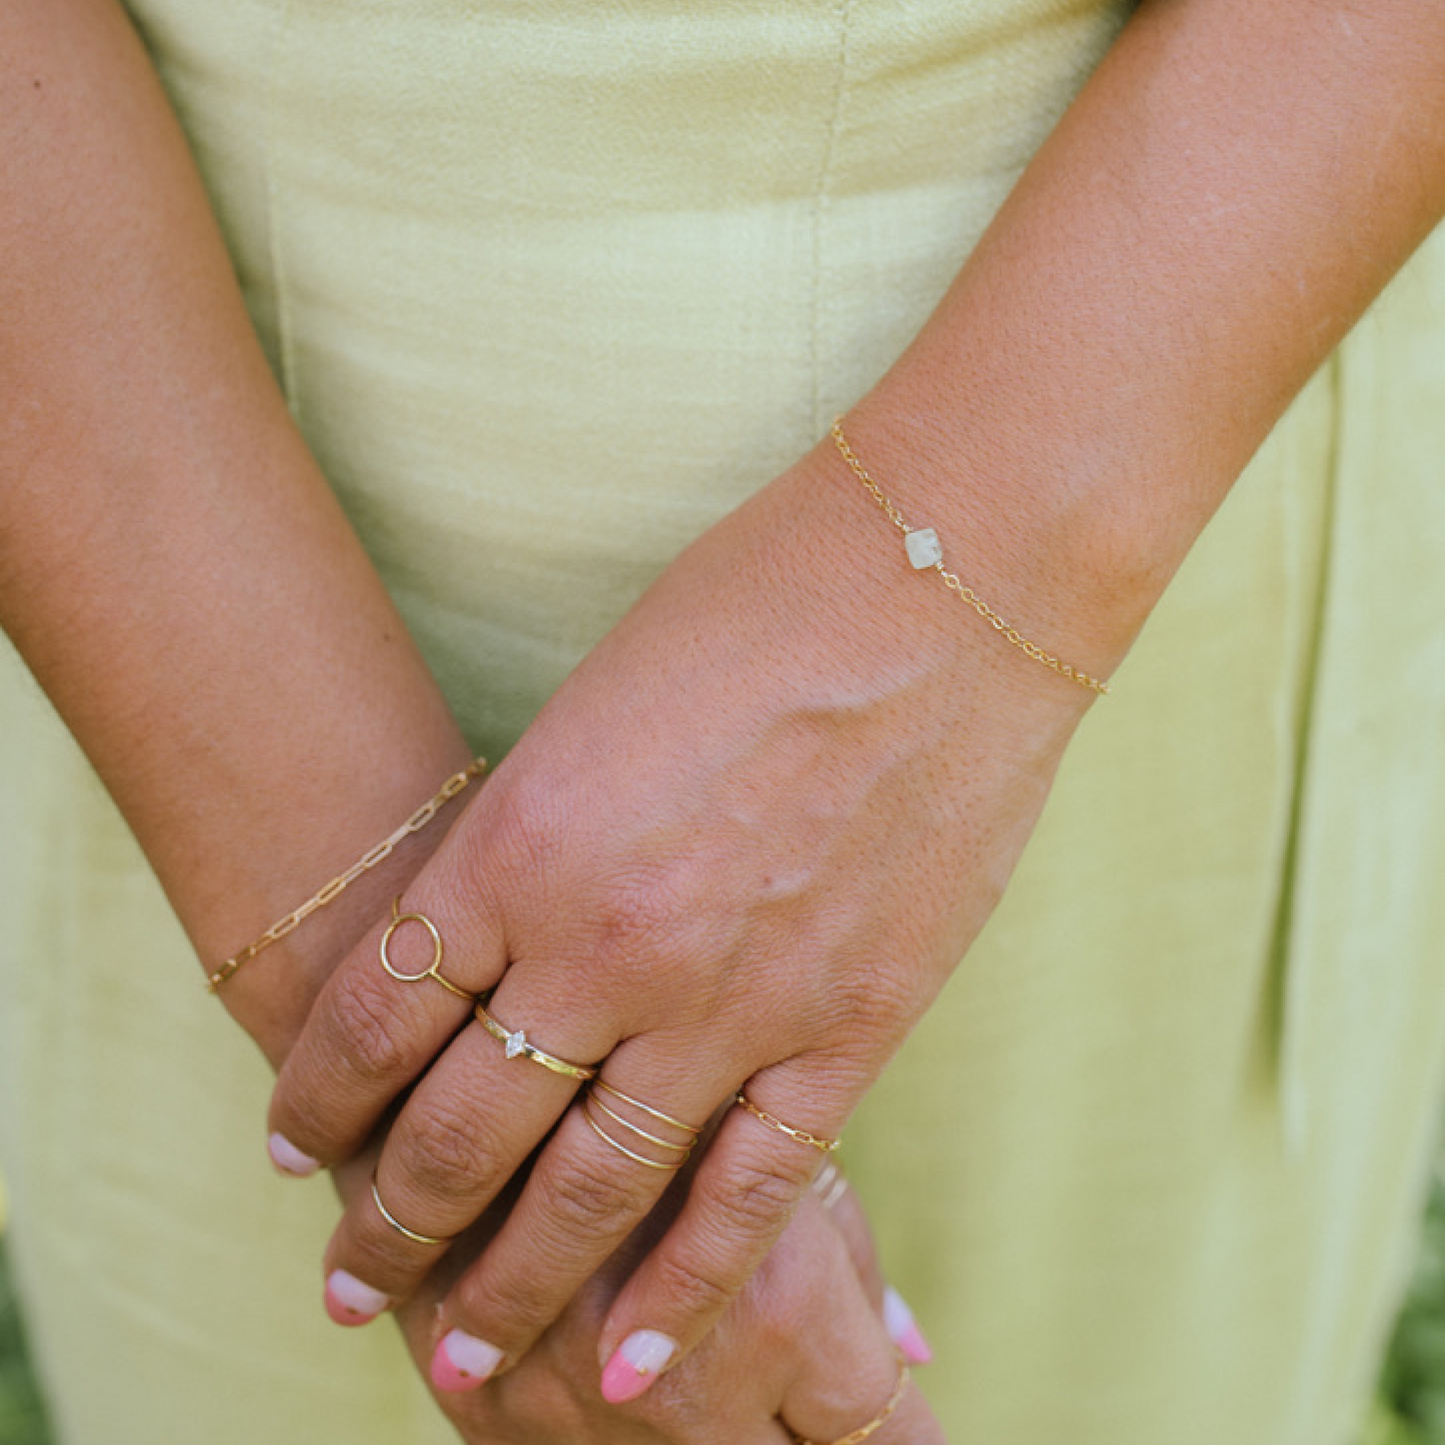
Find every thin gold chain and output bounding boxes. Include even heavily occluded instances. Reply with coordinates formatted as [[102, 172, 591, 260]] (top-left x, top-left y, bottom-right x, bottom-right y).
[[206, 758, 487, 991], [829, 419, 1109, 696], [734, 1093, 841, 1153]]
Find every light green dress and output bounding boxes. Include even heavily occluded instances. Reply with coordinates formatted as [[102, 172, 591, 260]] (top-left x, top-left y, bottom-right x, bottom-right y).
[[2, 2, 1444, 1441]]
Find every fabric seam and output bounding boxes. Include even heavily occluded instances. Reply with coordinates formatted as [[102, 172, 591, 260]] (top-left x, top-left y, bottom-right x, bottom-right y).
[[808, 0, 853, 438]]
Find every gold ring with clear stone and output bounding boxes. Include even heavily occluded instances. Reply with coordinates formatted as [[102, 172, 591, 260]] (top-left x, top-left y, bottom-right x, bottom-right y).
[[473, 999, 598, 1081]]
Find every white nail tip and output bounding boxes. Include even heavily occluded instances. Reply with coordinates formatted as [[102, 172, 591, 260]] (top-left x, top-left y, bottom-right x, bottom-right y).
[[619, 1329, 676, 1374]]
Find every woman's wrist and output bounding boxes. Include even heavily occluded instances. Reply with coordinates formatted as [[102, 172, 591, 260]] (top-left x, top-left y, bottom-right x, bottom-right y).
[[208, 745, 479, 1071], [832, 385, 1172, 695]]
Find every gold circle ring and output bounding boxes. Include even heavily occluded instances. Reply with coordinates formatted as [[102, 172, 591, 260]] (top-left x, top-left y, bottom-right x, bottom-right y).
[[370, 1175, 451, 1248], [473, 999, 598, 1082], [788, 1354, 911, 1445], [379, 897, 474, 1001]]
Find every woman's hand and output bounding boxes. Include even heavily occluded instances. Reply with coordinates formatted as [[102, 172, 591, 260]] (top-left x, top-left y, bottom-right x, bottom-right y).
[[343, 1148, 945, 1445], [268, 424, 1101, 1396]]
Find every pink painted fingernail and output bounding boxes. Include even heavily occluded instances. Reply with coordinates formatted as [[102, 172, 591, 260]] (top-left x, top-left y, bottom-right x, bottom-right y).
[[324, 1270, 390, 1327], [884, 1286, 933, 1365], [601, 1330, 676, 1404], [430, 1329, 504, 1393], [268, 1133, 321, 1178]]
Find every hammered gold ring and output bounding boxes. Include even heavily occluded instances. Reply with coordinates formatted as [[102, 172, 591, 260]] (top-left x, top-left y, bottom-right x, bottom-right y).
[[379, 897, 474, 1001], [788, 1354, 910, 1445], [370, 1175, 452, 1248], [474, 999, 598, 1082]]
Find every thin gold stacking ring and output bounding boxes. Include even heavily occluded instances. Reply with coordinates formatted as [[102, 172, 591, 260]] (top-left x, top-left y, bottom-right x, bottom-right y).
[[474, 999, 598, 1082], [379, 897, 473, 1001], [370, 1175, 451, 1248], [788, 1354, 911, 1445], [735, 1092, 841, 1153], [582, 1080, 702, 1172], [811, 1158, 849, 1210]]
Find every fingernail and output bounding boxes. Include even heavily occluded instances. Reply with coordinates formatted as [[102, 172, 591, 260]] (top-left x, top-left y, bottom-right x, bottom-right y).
[[601, 1330, 677, 1404], [324, 1270, 390, 1326], [430, 1329, 504, 1393], [884, 1285, 933, 1365], [268, 1133, 321, 1178]]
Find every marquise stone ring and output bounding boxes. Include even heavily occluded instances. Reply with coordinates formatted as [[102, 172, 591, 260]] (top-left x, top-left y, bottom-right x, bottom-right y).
[[473, 999, 598, 1082]]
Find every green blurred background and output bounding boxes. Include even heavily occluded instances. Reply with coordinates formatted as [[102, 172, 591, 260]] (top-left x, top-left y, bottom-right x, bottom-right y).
[[4, 1162, 1445, 1445]]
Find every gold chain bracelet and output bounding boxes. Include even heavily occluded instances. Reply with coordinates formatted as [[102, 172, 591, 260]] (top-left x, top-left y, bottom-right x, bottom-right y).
[[206, 758, 487, 992], [830, 419, 1109, 696]]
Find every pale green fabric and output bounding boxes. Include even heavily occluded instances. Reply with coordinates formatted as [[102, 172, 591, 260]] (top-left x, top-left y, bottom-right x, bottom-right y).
[[2, 2, 1444, 1442]]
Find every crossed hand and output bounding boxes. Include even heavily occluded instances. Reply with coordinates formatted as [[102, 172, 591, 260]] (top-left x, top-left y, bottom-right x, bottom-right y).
[[260, 439, 1092, 1441]]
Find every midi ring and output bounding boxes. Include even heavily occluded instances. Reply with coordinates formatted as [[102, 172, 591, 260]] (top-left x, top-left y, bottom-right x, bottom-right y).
[[582, 1080, 702, 1172], [811, 1158, 849, 1210], [788, 1354, 911, 1445], [735, 1092, 841, 1154], [379, 897, 474, 1001], [474, 999, 598, 1082], [370, 1175, 451, 1248]]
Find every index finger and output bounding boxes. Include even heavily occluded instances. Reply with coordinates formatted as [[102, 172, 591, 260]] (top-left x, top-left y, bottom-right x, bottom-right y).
[[267, 867, 510, 1171]]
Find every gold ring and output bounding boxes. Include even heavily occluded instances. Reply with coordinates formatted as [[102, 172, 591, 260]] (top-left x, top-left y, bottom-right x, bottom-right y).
[[581, 1080, 702, 1172], [370, 1175, 451, 1248], [379, 898, 474, 1002], [789, 1354, 911, 1445], [474, 999, 598, 1082], [735, 1092, 841, 1153], [811, 1158, 849, 1210]]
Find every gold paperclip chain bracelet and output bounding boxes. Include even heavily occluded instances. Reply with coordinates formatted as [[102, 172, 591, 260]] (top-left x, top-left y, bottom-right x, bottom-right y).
[[206, 758, 487, 992]]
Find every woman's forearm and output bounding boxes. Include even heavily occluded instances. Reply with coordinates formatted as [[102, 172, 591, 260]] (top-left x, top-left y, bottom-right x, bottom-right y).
[[0, 0, 472, 1060], [853, 0, 1445, 671]]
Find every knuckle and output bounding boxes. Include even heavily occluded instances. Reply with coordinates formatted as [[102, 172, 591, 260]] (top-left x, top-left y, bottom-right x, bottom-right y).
[[328, 974, 413, 1087], [590, 870, 683, 961], [545, 1154, 655, 1240], [824, 962, 916, 1048], [478, 775, 569, 888], [397, 1092, 497, 1205], [647, 1248, 739, 1323], [702, 1148, 812, 1240]]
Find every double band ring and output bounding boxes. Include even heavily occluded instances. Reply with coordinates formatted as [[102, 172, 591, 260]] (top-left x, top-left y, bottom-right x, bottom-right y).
[[474, 1000, 598, 1082], [371, 1175, 452, 1248], [735, 1092, 841, 1154], [379, 898, 474, 1001], [788, 1354, 911, 1445], [811, 1158, 849, 1210], [582, 1081, 702, 1172]]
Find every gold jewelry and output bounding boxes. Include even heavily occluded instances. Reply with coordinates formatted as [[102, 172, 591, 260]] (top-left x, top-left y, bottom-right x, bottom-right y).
[[474, 1000, 598, 1082], [207, 759, 487, 991], [582, 1080, 702, 1172], [734, 1092, 841, 1153], [379, 897, 473, 1001], [370, 1175, 451, 1247], [811, 1158, 849, 1210], [830, 419, 1110, 696], [789, 1355, 911, 1445]]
